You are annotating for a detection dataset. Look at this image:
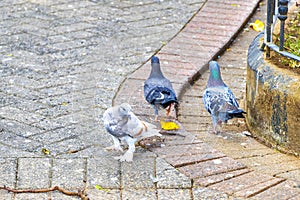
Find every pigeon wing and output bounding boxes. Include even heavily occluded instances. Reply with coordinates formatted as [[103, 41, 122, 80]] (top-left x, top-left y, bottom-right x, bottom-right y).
[[144, 78, 177, 107], [102, 109, 128, 138], [203, 88, 223, 115], [222, 86, 240, 111], [203, 86, 242, 121]]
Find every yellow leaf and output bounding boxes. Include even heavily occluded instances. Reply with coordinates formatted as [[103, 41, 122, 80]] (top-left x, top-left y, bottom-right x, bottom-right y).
[[95, 184, 110, 192], [231, 4, 240, 7], [61, 101, 67, 106], [249, 19, 265, 32], [6, 54, 13, 57], [160, 120, 180, 130], [41, 148, 50, 155]]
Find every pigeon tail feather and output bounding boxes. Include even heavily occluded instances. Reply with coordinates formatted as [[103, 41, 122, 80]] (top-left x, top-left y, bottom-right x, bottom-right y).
[[145, 87, 178, 108], [227, 109, 246, 119]]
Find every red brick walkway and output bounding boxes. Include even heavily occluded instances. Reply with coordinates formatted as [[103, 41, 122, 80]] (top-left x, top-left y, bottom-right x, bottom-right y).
[[113, 0, 300, 199]]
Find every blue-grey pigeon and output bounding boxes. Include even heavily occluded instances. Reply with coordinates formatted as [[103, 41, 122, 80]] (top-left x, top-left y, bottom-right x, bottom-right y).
[[144, 56, 178, 121], [203, 61, 246, 133], [102, 103, 161, 162]]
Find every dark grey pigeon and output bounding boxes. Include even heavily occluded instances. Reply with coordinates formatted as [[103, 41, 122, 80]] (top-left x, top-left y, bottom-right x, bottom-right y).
[[203, 61, 246, 133], [144, 56, 178, 121]]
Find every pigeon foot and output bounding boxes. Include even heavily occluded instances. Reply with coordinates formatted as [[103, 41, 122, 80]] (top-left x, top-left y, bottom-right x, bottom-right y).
[[114, 151, 134, 162], [105, 145, 123, 152]]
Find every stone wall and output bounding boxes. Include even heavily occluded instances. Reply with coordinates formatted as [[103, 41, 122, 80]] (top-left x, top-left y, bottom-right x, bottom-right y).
[[246, 33, 300, 156]]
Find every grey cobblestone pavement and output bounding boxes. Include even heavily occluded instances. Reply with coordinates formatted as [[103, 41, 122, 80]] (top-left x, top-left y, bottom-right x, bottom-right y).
[[0, 1, 205, 199], [0, 0, 299, 200]]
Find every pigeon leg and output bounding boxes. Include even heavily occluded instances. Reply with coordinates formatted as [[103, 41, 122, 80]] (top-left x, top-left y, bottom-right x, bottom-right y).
[[217, 120, 223, 133], [153, 105, 159, 121], [115, 136, 137, 162], [212, 125, 218, 134], [166, 104, 172, 116], [211, 117, 218, 134], [105, 135, 124, 152]]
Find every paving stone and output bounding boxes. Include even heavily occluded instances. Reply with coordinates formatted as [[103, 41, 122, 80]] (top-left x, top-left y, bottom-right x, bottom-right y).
[[43, 138, 91, 156], [0, 190, 13, 200], [152, 131, 200, 148], [78, 129, 112, 149], [250, 180, 300, 200], [194, 168, 251, 187], [0, 158, 17, 188], [208, 171, 283, 196], [0, 130, 40, 152], [17, 158, 51, 189], [14, 193, 50, 200], [178, 157, 246, 179], [276, 169, 300, 184], [0, 143, 38, 158], [86, 189, 120, 200], [121, 156, 155, 189], [87, 157, 120, 189], [51, 191, 80, 200], [152, 142, 225, 167], [30, 125, 83, 144], [165, 151, 226, 168], [0, 106, 44, 125], [52, 158, 86, 189], [157, 189, 192, 200], [237, 153, 298, 168], [252, 159, 300, 177], [192, 187, 229, 200], [56, 146, 108, 159], [156, 157, 191, 189], [234, 177, 285, 198], [122, 188, 156, 200]]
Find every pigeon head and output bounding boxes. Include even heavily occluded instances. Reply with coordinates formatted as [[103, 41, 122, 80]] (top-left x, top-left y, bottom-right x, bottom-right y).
[[119, 103, 132, 117], [207, 61, 224, 86], [151, 56, 160, 64], [150, 56, 165, 79]]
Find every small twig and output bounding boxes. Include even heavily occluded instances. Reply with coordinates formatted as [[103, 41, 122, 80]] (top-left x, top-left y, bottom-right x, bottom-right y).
[[0, 185, 89, 200]]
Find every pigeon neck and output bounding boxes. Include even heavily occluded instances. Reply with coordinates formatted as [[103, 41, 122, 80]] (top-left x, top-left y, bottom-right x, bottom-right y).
[[151, 63, 165, 78], [208, 70, 224, 87]]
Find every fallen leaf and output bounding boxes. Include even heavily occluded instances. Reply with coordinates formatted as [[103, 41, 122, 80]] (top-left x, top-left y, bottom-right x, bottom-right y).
[[160, 120, 180, 130], [95, 185, 110, 192], [41, 148, 50, 155], [249, 19, 265, 32], [231, 4, 240, 7]]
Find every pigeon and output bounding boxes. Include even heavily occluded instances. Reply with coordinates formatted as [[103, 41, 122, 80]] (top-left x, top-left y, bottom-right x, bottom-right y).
[[102, 103, 161, 162], [203, 61, 246, 133], [144, 56, 178, 121]]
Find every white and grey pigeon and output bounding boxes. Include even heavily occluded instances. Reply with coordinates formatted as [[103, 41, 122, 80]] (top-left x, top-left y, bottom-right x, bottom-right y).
[[102, 103, 161, 162], [203, 61, 246, 133], [144, 56, 178, 121]]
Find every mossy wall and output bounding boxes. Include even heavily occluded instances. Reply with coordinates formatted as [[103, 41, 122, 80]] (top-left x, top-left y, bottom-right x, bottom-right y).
[[246, 33, 300, 156]]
